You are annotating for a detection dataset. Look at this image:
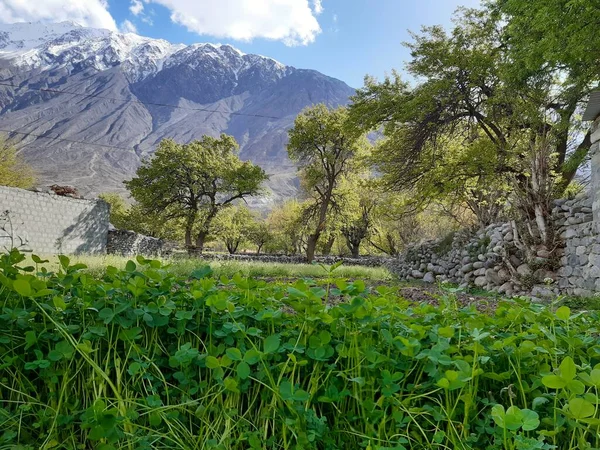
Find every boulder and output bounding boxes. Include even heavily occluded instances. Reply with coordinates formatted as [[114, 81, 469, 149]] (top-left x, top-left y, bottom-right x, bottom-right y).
[[497, 268, 511, 282], [411, 270, 424, 279], [474, 276, 487, 287], [423, 272, 435, 283], [516, 264, 531, 277], [497, 281, 514, 294], [461, 263, 474, 273], [485, 269, 502, 285]]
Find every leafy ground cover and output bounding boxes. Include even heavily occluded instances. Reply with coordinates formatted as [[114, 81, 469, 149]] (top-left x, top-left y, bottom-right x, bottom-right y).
[[1, 249, 600, 449]]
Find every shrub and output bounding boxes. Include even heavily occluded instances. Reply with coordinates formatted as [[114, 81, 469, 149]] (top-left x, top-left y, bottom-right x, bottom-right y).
[[1, 249, 600, 449]]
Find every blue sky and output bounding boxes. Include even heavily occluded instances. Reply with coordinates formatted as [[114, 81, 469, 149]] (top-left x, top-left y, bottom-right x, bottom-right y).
[[1, 0, 480, 88], [107, 0, 481, 88]]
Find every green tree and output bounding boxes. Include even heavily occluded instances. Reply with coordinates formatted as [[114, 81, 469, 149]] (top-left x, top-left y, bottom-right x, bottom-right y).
[[98, 193, 130, 230], [247, 220, 272, 255], [337, 177, 377, 258], [211, 205, 254, 254], [98, 192, 182, 240], [126, 135, 267, 253], [350, 7, 591, 256], [491, 0, 600, 82], [0, 141, 36, 189], [287, 104, 369, 262], [265, 200, 307, 255]]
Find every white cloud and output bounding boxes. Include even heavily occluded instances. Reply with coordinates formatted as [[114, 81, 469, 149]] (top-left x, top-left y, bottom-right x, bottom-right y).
[[313, 0, 323, 15], [0, 0, 117, 30], [149, 0, 322, 46], [130, 0, 145, 16], [331, 13, 339, 33], [120, 19, 138, 34]]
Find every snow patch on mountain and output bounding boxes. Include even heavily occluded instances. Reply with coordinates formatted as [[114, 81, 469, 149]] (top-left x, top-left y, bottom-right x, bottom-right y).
[[0, 21, 288, 83]]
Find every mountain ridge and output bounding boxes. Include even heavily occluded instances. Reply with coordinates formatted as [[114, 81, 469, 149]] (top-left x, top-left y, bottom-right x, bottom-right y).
[[0, 21, 355, 205]]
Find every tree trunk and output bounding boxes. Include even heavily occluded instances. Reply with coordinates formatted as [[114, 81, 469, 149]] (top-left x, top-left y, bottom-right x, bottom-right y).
[[322, 235, 335, 256], [185, 227, 193, 251], [195, 230, 208, 254], [226, 240, 239, 254], [256, 244, 263, 255], [306, 234, 319, 263], [350, 242, 360, 258], [306, 191, 332, 263]]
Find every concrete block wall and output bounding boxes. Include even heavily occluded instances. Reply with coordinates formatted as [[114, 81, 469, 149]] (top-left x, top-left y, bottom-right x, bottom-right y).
[[0, 186, 109, 255]]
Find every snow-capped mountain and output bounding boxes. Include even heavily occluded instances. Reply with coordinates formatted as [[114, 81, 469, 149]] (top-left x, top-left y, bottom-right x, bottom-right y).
[[0, 22, 354, 202]]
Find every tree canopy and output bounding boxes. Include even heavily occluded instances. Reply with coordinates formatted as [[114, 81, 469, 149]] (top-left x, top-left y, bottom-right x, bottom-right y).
[[349, 6, 594, 255], [287, 104, 370, 262], [126, 135, 268, 252], [0, 141, 36, 189]]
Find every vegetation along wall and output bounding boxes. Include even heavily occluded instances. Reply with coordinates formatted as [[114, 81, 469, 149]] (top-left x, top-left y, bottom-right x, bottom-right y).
[[0, 186, 109, 254], [390, 114, 600, 298]]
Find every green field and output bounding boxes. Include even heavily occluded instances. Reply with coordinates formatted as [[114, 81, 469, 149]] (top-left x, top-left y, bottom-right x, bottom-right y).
[[28, 253, 393, 282], [1, 249, 600, 449]]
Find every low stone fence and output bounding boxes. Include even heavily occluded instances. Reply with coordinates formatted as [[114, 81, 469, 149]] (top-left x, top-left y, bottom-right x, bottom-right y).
[[107, 229, 164, 257], [179, 252, 394, 268], [388, 193, 597, 298]]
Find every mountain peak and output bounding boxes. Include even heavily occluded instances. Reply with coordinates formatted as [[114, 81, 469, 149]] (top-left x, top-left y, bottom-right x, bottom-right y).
[[0, 21, 354, 202], [0, 21, 290, 83]]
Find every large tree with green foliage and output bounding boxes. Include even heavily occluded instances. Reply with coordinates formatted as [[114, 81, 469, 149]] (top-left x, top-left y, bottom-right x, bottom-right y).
[[491, 0, 600, 83], [0, 141, 36, 189], [287, 104, 369, 262], [350, 7, 594, 257], [126, 135, 267, 252]]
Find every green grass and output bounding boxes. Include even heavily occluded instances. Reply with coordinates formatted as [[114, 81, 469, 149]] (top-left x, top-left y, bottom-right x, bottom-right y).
[[27, 253, 393, 282], [3, 249, 600, 449]]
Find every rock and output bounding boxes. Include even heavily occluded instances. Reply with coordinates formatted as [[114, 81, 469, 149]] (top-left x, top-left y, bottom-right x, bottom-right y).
[[478, 254, 486, 262], [461, 263, 474, 273], [498, 281, 514, 294], [565, 228, 578, 239], [411, 270, 424, 279], [474, 276, 487, 287], [576, 245, 587, 256], [485, 269, 502, 285], [536, 249, 551, 259], [587, 265, 600, 279], [510, 255, 521, 267], [423, 272, 435, 283], [474, 268, 486, 276], [516, 264, 531, 277], [497, 268, 510, 282], [573, 288, 593, 298], [473, 261, 484, 269]]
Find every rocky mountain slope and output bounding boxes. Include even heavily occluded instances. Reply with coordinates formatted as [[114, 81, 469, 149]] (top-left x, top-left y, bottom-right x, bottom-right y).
[[0, 22, 354, 204]]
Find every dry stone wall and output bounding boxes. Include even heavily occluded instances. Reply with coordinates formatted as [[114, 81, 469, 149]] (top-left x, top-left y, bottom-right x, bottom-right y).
[[107, 229, 164, 257], [184, 253, 393, 267], [0, 186, 109, 254], [388, 194, 595, 298]]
